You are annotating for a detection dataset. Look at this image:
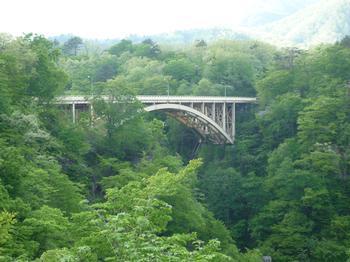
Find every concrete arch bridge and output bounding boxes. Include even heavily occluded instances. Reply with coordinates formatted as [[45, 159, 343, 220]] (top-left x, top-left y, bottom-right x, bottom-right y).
[[56, 95, 256, 144]]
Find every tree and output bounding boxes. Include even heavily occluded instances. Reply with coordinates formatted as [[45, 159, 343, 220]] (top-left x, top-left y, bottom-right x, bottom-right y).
[[25, 35, 68, 101], [22, 206, 70, 258], [62, 36, 83, 56], [108, 39, 133, 56], [339, 35, 350, 48], [195, 39, 207, 48], [258, 93, 306, 149], [92, 77, 143, 139], [0, 211, 16, 247], [163, 57, 197, 82], [134, 38, 161, 58], [193, 78, 220, 96], [204, 51, 255, 96]]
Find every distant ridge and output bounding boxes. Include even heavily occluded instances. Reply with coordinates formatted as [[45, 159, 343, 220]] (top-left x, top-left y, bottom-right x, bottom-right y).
[[240, 0, 320, 27], [51, 0, 350, 48], [127, 28, 250, 45], [254, 0, 350, 47], [51, 28, 251, 49]]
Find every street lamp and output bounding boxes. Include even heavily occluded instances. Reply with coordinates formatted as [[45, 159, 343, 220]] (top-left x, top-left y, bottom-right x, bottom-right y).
[[167, 81, 170, 98], [88, 75, 93, 97], [87, 75, 94, 126], [220, 80, 227, 97]]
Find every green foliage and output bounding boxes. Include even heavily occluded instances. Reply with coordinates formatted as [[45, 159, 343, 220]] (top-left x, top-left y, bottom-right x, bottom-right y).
[[40, 246, 97, 261], [108, 39, 133, 56], [298, 96, 349, 147], [0, 211, 16, 246], [92, 77, 142, 138], [134, 38, 161, 58], [25, 35, 68, 101], [2, 33, 350, 261], [193, 78, 221, 96], [193, 40, 350, 261], [258, 93, 306, 149], [22, 206, 70, 257], [62, 36, 83, 56], [204, 50, 255, 96], [163, 57, 198, 82], [61, 53, 118, 93], [62, 160, 246, 261]]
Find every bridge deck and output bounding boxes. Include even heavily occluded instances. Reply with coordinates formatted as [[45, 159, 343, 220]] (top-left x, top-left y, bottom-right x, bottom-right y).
[[56, 95, 257, 104]]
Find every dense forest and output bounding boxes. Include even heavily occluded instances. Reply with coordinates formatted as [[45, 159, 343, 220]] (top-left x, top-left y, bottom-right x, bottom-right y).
[[0, 33, 350, 261]]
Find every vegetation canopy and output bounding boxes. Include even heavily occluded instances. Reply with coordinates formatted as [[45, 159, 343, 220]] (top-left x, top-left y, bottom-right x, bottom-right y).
[[0, 32, 349, 261]]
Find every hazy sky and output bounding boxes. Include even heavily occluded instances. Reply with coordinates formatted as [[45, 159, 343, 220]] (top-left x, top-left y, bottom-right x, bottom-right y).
[[0, 0, 318, 39]]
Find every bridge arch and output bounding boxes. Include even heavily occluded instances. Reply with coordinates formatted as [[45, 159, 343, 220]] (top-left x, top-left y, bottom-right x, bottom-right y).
[[144, 103, 233, 144]]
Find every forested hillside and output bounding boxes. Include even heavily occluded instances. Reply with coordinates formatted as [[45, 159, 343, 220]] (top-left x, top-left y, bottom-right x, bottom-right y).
[[0, 34, 350, 261], [255, 0, 350, 47], [240, 0, 320, 27]]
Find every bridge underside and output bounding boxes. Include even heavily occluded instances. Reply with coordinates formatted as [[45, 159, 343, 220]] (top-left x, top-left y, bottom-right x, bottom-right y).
[[166, 111, 230, 144], [144, 104, 233, 144]]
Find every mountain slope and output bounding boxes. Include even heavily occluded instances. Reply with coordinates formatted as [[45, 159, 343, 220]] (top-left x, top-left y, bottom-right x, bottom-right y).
[[126, 0, 350, 48], [241, 0, 320, 27], [51, 0, 349, 48], [256, 0, 350, 47]]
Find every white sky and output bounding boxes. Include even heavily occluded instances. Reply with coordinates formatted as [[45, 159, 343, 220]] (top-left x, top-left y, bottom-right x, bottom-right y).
[[0, 0, 295, 39], [0, 0, 263, 38]]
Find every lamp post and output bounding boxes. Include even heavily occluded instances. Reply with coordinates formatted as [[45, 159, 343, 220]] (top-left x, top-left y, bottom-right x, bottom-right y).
[[220, 80, 227, 97], [167, 81, 170, 104], [88, 75, 93, 97], [88, 75, 94, 126], [221, 82, 233, 97]]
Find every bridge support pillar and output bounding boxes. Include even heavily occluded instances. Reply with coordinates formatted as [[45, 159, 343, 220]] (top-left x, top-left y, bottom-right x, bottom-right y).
[[223, 103, 226, 131], [90, 104, 94, 126], [212, 103, 216, 122], [232, 103, 235, 142], [72, 103, 76, 124]]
